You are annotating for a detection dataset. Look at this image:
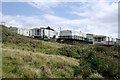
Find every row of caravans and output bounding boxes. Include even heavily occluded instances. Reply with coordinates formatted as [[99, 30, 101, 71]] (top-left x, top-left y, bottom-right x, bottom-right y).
[[87, 34, 119, 45], [10, 26, 120, 45], [10, 26, 57, 39], [58, 30, 120, 46]]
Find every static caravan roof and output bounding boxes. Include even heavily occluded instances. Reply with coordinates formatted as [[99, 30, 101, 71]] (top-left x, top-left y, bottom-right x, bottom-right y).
[[40, 26, 55, 31], [86, 34, 94, 37], [86, 33, 94, 35], [93, 35, 106, 38], [60, 30, 72, 32]]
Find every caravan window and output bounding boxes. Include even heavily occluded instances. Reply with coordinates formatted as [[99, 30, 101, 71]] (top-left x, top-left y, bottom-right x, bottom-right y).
[[95, 38, 97, 41], [37, 29, 40, 35], [98, 38, 101, 42], [102, 38, 104, 41]]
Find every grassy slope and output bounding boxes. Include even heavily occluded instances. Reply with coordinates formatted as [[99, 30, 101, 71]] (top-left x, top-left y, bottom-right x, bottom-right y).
[[2, 26, 120, 78], [3, 48, 79, 78], [2, 26, 79, 78], [2, 26, 69, 55]]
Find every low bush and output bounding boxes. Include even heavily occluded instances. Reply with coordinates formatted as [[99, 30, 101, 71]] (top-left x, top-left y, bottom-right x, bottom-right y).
[[94, 46, 106, 53], [57, 46, 80, 58], [113, 53, 120, 58], [112, 45, 120, 53], [73, 48, 120, 79]]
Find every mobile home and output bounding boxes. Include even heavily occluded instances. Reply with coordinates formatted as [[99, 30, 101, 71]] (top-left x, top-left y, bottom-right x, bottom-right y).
[[10, 27, 30, 36], [93, 35, 115, 45], [86, 34, 94, 43], [58, 30, 86, 42], [116, 38, 120, 45], [30, 26, 56, 39]]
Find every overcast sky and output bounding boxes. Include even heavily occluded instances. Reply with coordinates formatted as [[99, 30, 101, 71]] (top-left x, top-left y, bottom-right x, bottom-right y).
[[1, 0, 119, 38]]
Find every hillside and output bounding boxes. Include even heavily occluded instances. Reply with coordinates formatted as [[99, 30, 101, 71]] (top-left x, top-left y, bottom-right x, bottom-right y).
[[3, 48, 79, 78], [2, 26, 120, 79]]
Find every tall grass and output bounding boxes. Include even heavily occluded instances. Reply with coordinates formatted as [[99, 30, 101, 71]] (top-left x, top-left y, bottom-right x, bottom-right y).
[[2, 26, 67, 54], [2, 48, 79, 78], [2, 26, 120, 79]]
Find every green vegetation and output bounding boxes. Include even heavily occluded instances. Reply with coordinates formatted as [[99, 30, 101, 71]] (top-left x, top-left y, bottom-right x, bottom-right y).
[[2, 26, 66, 54], [112, 45, 120, 53], [3, 48, 79, 78], [55, 46, 120, 79], [94, 46, 107, 53], [2, 26, 120, 79]]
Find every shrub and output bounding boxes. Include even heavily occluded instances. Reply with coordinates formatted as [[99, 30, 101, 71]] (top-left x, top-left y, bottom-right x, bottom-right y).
[[74, 48, 120, 79], [73, 50, 96, 79], [85, 54, 120, 79], [57, 46, 80, 58], [113, 54, 120, 58], [105, 51, 113, 56], [94, 46, 106, 53], [112, 45, 120, 53], [73, 60, 92, 79]]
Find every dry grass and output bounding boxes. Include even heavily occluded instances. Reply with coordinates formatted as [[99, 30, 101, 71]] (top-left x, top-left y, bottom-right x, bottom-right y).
[[2, 47, 79, 78]]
